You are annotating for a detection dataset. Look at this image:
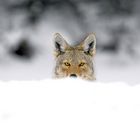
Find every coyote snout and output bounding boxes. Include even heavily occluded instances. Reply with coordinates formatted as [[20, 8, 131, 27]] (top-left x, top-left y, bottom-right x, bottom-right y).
[[53, 33, 96, 81], [70, 74, 77, 78]]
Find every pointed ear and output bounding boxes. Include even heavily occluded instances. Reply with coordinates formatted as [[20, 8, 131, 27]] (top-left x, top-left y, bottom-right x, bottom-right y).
[[53, 33, 68, 57], [83, 33, 96, 56]]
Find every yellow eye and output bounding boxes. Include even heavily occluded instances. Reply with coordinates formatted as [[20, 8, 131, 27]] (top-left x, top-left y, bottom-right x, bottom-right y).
[[64, 62, 71, 66], [79, 62, 85, 67]]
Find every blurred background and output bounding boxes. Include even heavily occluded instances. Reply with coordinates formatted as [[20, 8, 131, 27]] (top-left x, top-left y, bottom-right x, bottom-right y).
[[0, 0, 140, 84]]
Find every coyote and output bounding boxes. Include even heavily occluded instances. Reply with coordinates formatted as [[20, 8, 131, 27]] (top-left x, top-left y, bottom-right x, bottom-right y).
[[53, 33, 96, 80]]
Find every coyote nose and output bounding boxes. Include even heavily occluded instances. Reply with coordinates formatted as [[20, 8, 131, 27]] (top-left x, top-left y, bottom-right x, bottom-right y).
[[70, 74, 77, 78]]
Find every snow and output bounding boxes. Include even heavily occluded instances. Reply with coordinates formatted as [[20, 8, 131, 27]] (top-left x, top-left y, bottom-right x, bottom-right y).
[[0, 79, 140, 140]]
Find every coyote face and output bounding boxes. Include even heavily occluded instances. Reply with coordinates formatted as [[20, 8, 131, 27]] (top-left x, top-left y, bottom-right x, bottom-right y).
[[53, 33, 96, 80]]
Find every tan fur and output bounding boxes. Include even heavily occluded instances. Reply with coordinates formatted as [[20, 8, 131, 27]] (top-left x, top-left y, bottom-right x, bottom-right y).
[[53, 33, 96, 81]]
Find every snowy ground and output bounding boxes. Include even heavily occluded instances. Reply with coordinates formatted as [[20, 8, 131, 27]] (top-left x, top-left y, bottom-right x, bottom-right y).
[[0, 79, 140, 140]]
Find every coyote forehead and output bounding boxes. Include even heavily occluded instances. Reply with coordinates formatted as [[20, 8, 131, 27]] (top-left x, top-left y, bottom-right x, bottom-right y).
[[53, 33, 96, 81]]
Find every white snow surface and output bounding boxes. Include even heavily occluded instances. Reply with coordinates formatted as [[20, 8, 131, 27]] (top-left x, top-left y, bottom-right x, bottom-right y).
[[0, 79, 140, 140]]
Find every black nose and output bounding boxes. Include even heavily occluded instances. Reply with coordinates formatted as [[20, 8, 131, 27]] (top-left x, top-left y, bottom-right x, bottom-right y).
[[70, 74, 77, 78]]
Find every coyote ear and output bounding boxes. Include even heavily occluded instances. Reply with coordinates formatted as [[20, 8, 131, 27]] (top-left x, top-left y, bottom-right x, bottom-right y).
[[83, 33, 96, 56], [54, 33, 68, 56]]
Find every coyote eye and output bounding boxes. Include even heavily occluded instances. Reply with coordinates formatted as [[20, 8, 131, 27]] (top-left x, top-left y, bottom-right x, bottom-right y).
[[64, 62, 71, 66], [79, 62, 85, 67]]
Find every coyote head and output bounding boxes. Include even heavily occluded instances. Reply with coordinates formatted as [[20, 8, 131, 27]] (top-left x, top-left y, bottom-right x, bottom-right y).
[[53, 33, 96, 80]]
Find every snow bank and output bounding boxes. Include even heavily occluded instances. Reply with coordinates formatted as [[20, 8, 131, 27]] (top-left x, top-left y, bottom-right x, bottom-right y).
[[0, 79, 140, 140]]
